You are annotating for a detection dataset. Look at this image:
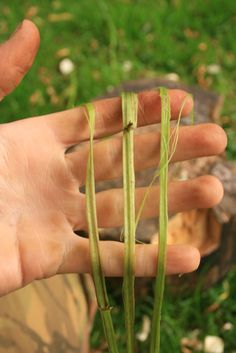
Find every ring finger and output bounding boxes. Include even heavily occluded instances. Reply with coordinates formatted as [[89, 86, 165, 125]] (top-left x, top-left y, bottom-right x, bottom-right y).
[[75, 175, 223, 230]]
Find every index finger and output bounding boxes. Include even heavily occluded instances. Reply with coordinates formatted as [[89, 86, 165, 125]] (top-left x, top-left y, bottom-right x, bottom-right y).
[[44, 89, 193, 147]]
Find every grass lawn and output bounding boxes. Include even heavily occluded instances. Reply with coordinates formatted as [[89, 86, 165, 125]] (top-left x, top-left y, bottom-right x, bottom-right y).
[[0, 0, 235, 159], [0, 1, 236, 352], [91, 270, 236, 353]]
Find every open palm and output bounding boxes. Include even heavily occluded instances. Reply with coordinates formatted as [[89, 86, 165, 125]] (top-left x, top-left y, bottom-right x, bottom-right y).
[[0, 20, 227, 296]]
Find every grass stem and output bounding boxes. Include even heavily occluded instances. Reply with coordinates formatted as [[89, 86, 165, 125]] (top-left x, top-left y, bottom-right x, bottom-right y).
[[85, 103, 119, 353], [150, 87, 170, 353], [122, 92, 138, 353]]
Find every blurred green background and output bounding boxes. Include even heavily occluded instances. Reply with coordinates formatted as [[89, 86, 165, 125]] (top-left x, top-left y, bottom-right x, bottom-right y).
[[0, 1, 236, 352], [0, 0, 236, 158]]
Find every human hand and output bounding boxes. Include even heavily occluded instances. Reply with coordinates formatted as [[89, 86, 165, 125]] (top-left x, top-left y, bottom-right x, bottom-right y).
[[0, 20, 227, 296]]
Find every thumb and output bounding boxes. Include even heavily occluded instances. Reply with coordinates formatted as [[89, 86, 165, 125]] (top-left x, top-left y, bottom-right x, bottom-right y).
[[0, 19, 40, 101]]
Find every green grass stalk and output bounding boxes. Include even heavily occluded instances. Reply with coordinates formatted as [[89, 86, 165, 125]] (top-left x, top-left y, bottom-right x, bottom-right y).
[[150, 87, 171, 353], [135, 92, 192, 231], [122, 92, 138, 353], [85, 103, 119, 353]]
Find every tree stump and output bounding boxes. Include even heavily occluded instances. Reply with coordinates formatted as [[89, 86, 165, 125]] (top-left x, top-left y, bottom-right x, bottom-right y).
[[152, 157, 236, 292]]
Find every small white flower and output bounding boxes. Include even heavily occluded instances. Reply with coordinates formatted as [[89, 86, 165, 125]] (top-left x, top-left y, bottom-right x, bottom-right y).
[[164, 72, 180, 82], [222, 322, 233, 331], [206, 64, 221, 75], [136, 315, 151, 342], [204, 336, 224, 353], [59, 58, 74, 75], [122, 60, 133, 73]]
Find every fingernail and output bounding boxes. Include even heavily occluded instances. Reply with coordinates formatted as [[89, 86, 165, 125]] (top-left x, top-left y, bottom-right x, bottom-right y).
[[10, 21, 24, 38]]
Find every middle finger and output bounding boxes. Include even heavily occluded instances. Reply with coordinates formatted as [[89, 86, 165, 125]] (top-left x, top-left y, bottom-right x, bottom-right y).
[[67, 123, 226, 186]]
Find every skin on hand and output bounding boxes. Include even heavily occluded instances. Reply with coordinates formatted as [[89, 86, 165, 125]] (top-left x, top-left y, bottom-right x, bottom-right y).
[[0, 20, 227, 296]]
